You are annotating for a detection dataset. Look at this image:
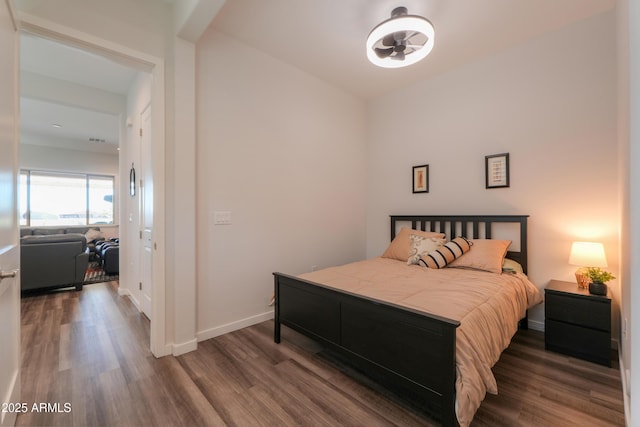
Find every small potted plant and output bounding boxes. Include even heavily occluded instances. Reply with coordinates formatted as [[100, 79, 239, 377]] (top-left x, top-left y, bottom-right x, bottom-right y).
[[586, 267, 615, 296]]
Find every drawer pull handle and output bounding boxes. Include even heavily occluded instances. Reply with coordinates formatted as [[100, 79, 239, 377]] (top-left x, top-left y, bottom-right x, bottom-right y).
[[0, 270, 17, 280]]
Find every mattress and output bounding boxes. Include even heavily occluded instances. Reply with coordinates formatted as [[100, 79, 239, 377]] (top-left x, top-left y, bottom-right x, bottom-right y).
[[299, 257, 543, 426]]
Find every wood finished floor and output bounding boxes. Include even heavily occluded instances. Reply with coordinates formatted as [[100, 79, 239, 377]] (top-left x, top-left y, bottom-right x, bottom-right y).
[[17, 281, 625, 427]]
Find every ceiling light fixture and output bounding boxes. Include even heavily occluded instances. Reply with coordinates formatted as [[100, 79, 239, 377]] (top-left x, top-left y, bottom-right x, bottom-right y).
[[366, 6, 434, 69], [51, 123, 62, 128]]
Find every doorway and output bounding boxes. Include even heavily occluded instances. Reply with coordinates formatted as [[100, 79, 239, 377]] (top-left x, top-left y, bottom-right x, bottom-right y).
[[18, 19, 167, 357]]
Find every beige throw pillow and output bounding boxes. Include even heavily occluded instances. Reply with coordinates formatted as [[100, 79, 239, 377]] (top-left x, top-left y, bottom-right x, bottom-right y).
[[448, 239, 512, 273]]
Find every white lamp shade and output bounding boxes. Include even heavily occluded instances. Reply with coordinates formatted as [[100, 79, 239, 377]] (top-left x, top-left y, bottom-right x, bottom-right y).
[[569, 242, 608, 267]]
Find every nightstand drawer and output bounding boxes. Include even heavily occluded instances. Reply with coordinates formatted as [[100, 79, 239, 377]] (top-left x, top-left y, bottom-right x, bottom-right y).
[[545, 319, 610, 366], [545, 292, 610, 331]]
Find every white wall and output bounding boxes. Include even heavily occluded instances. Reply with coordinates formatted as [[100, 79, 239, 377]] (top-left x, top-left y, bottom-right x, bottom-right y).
[[624, 0, 640, 423], [21, 71, 125, 117], [195, 30, 367, 339], [20, 144, 118, 176], [366, 11, 619, 329], [616, 0, 632, 422], [168, 37, 197, 354]]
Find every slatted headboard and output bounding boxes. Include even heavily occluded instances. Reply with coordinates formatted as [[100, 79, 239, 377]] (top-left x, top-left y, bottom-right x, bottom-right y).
[[390, 215, 529, 274]]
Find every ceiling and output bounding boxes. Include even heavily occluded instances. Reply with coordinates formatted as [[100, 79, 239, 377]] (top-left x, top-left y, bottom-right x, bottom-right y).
[[20, 33, 139, 154], [210, 0, 616, 100], [18, 0, 616, 154]]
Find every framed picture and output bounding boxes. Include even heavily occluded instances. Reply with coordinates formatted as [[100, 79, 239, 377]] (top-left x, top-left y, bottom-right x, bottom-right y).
[[485, 153, 510, 189], [412, 165, 429, 193]]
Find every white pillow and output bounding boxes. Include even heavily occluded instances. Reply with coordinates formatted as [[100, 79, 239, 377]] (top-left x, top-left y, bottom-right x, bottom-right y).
[[407, 234, 446, 265], [85, 228, 103, 242]]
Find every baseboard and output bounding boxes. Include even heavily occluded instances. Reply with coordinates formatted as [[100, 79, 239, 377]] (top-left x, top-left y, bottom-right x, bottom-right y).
[[528, 319, 544, 332], [172, 338, 197, 356], [119, 288, 142, 312], [618, 342, 631, 427], [152, 343, 173, 358], [197, 310, 274, 343]]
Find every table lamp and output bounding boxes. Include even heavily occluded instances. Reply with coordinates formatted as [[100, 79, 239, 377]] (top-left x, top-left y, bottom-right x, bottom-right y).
[[568, 242, 608, 288]]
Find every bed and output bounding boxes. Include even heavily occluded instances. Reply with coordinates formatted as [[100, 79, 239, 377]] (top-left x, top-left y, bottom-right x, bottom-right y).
[[273, 215, 542, 426]]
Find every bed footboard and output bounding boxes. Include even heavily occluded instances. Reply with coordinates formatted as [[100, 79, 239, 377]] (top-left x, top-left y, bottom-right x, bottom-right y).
[[273, 272, 460, 426]]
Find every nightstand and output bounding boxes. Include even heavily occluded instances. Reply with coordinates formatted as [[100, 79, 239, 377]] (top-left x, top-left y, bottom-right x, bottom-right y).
[[545, 279, 611, 367]]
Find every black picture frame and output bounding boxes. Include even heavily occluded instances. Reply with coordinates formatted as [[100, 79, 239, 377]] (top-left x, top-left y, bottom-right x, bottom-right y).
[[485, 153, 510, 189], [130, 163, 136, 197], [412, 165, 429, 193]]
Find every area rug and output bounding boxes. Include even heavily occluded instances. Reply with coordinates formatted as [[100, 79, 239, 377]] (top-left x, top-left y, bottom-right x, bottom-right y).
[[84, 261, 119, 284]]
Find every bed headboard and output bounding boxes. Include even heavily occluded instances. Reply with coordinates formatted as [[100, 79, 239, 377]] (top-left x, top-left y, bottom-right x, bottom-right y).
[[390, 215, 529, 274]]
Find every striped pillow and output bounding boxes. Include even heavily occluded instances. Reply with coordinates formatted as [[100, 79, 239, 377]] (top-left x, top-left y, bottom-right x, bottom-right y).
[[419, 237, 472, 269]]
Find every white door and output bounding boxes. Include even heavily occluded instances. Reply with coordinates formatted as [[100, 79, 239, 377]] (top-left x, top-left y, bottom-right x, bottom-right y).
[[0, 1, 21, 426], [140, 104, 153, 318]]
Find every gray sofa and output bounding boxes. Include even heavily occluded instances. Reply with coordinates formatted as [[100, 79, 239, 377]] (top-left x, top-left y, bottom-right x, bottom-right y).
[[20, 231, 89, 292]]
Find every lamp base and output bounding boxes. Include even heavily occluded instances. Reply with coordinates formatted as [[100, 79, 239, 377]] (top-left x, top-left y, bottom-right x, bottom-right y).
[[575, 268, 590, 289]]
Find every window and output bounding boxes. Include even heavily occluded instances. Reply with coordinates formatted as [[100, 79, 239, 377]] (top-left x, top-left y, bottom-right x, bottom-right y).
[[20, 170, 115, 226]]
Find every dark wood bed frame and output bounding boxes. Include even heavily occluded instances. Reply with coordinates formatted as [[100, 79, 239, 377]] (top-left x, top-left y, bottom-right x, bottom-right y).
[[273, 215, 529, 426]]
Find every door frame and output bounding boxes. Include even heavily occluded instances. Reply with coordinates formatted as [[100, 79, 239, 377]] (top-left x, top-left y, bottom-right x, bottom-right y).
[[139, 102, 153, 319], [19, 15, 169, 357], [0, 1, 20, 426]]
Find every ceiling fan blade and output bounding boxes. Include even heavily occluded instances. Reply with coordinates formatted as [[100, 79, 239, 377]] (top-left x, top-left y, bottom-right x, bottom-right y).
[[382, 34, 395, 47], [404, 31, 420, 41], [375, 47, 394, 58]]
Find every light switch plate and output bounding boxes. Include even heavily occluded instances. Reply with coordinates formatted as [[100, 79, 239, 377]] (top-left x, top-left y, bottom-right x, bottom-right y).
[[213, 211, 232, 225]]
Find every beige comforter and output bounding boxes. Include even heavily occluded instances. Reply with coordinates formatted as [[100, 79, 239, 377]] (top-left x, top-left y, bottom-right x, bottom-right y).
[[298, 257, 542, 427]]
